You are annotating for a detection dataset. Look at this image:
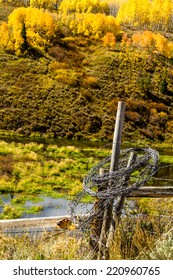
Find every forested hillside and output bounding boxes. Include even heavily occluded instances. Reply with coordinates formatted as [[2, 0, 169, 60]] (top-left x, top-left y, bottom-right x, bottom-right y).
[[0, 0, 173, 143]]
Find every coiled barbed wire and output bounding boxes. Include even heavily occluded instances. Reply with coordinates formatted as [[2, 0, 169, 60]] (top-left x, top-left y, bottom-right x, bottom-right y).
[[70, 147, 159, 229]]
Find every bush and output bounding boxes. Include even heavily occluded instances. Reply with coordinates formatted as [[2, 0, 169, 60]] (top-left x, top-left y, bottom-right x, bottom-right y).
[[0, 204, 23, 219], [55, 69, 84, 86], [102, 32, 116, 48], [139, 228, 173, 260]]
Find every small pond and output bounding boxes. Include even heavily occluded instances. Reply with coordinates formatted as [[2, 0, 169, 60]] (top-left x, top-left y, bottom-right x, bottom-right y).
[[0, 194, 93, 218]]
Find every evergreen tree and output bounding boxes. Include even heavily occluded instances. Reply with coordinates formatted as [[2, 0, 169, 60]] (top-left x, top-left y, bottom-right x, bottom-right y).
[[21, 23, 28, 52]]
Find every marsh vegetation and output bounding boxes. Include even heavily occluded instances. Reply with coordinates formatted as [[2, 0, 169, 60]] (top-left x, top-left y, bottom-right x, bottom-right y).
[[0, 138, 172, 219]]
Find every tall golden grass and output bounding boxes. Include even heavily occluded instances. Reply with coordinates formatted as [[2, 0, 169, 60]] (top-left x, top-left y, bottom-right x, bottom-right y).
[[0, 214, 172, 260]]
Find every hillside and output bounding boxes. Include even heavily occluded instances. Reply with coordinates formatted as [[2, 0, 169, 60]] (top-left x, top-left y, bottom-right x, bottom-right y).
[[0, 1, 173, 143]]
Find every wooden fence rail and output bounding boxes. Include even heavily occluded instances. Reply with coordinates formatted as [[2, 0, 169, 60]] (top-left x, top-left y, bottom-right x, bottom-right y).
[[128, 186, 173, 198], [0, 186, 172, 236]]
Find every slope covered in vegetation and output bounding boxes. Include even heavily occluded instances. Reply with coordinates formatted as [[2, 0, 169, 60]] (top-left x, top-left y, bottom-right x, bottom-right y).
[[0, 0, 173, 143]]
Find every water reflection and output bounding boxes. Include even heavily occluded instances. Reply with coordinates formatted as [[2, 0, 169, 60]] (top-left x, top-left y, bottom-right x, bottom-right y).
[[149, 163, 173, 186], [0, 194, 93, 218]]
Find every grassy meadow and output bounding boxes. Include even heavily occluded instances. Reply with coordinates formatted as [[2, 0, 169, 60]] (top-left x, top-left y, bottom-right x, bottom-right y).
[[0, 139, 111, 218]]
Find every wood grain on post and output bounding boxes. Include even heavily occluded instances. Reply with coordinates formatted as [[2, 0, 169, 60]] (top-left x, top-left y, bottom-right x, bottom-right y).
[[98, 101, 126, 259], [89, 168, 107, 258], [110, 101, 126, 172], [106, 151, 137, 252]]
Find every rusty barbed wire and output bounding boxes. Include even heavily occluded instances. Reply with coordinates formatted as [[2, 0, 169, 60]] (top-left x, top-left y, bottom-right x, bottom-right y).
[[70, 148, 159, 230]]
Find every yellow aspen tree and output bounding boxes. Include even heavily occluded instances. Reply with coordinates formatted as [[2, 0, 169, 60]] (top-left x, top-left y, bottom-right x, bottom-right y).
[[149, 0, 163, 30], [161, 0, 172, 31], [131, 31, 172, 58], [25, 7, 55, 52], [59, 0, 77, 14], [132, 32, 141, 46], [116, 0, 150, 27], [132, 31, 155, 50], [69, 18, 78, 35], [139, 0, 150, 26], [116, 0, 136, 25], [0, 7, 57, 55], [59, 0, 109, 14], [7, 7, 27, 54], [141, 31, 155, 49], [0, 22, 9, 49], [107, 14, 119, 33], [30, 0, 60, 10], [121, 32, 131, 47]]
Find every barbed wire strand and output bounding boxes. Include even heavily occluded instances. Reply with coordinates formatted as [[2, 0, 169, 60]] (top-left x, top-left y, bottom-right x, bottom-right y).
[[69, 147, 160, 233]]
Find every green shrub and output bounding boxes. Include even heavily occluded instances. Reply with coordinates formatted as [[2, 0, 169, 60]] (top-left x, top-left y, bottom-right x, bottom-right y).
[[55, 69, 84, 86], [139, 228, 173, 260], [0, 204, 23, 219]]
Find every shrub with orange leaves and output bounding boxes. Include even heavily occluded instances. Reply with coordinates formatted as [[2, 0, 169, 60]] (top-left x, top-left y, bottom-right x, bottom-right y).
[[132, 30, 173, 57], [102, 32, 116, 48], [121, 32, 131, 46]]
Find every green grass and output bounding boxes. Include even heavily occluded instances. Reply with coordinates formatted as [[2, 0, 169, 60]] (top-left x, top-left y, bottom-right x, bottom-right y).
[[160, 155, 173, 163], [0, 139, 111, 218]]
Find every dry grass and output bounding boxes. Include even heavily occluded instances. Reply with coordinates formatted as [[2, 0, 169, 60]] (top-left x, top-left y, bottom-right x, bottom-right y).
[[0, 230, 90, 260], [0, 214, 172, 260], [110, 215, 173, 260]]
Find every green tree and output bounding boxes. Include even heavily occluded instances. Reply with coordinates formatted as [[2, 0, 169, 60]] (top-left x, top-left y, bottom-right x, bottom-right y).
[[21, 23, 28, 51]]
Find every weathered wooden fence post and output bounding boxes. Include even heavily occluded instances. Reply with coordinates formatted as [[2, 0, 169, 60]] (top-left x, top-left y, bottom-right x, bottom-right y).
[[114, 151, 137, 225], [89, 168, 107, 258], [98, 101, 126, 260], [106, 151, 137, 251]]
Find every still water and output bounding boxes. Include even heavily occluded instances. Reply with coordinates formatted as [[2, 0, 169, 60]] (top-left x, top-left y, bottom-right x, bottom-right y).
[[148, 163, 173, 186], [0, 194, 93, 218]]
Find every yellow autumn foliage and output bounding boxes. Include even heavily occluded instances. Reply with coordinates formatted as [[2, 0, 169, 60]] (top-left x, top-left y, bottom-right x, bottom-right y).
[[102, 32, 116, 48], [132, 31, 173, 57], [59, 0, 109, 15], [61, 12, 119, 39], [30, 0, 60, 10], [0, 7, 57, 55], [116, 0, 173, 31]]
